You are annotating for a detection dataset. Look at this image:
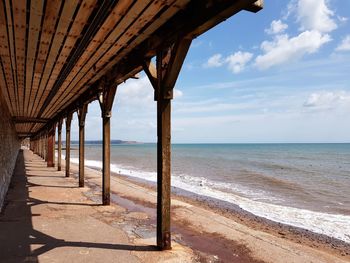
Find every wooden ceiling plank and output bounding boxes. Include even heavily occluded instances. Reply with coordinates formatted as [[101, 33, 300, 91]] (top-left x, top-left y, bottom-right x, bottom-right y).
[[32, 0, 80, 119], [28, 0, 62, 117], [0, 0, 16, 116], [13, 116, 49, 123], [69, 0, 132, 72], [43, 0, 97, 107], [86, 0, 188, 90], [12, 0, 27, 117], [46, 1, 254, 119], [41, 0, 138, 117], [95, 0, 175, 69], [36, 0, 121, 118], [49, 0, 188, 116], [4, 0, 19, 116], [43, 0, 165, 117], [30, 122, 44, 134], [24, 0, 44, 118], [44, 0, 253, 121]]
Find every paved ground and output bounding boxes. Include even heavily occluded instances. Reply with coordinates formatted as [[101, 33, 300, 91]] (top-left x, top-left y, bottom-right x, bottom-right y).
[[0, 150, 194, 263]]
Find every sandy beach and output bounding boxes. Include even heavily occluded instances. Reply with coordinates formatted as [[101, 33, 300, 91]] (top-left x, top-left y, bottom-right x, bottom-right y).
[[67, 152, 350, 262]]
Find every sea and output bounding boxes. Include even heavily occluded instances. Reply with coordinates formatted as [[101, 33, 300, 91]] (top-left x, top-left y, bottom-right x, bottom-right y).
[[65, 143, 350, 243]]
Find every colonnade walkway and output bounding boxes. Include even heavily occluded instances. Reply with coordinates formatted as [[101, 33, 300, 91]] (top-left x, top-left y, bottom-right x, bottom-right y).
[[0, 149, 194, 263]]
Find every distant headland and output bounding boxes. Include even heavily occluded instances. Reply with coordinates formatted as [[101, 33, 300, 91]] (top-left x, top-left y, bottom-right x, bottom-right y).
[[62, 140, 141, 145]]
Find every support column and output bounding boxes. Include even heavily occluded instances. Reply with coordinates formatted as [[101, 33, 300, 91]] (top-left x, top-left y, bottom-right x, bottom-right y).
[[78, 104, 88, 187], [156, 93, 172, 250], [39, 137, 41, 155], [98, 80, 117, 205], [47, 126, 55, 167], [39, 136, 41, 157], [38, 137, 41, 156], [40, 135, 43, 158], [57, 119, 63, 171], [65, 112, 73, 177], [44, 133, 48, 162], [143, 38, 191, 250]]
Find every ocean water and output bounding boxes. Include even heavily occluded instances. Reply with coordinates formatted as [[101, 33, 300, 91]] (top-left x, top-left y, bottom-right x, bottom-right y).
[[65, 143, 350, 243]]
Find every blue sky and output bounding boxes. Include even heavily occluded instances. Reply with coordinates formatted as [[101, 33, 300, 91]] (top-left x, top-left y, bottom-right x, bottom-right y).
[[64, 0, 350, 143]]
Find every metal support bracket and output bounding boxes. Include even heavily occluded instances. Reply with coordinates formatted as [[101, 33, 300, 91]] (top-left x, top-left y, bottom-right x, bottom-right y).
[[77, 104, 88, 127], [143, 37, 192, 101], [97, 78, 118, 118]]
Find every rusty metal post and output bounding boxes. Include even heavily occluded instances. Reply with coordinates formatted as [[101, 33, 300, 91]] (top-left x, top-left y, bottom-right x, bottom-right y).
[[37, 138, 40, 155], [78, 104, 88, 187], [44, 133, 46, 160], [98, 82, 117, 205], [41, 134, 44, 159], [79, 120, 85, 186], [38, 136, 41, 157], [65, 113, 73, 177], [102, 116, 111, 205], [157, 96, 172, 250], [47, 126, 55, 167], [40, 136, 42, 157], [57, 119, 63, 171], [44, 133, 48, 162], [143, 39, 191, 250]]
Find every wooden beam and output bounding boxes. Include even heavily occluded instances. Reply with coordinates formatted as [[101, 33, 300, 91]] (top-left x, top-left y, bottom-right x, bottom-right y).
[[142, 60, 159, 100], [77, 104, 88, 187], [57, 119, 63, 171], [13, 117, 49, 123], [98, 80, 117, 205], [36, 0, 118, 118], [162, 38, 192, 99], [17, 133, 33, 138], [142, 60, 158, 90], [65, 112, 73, 177]]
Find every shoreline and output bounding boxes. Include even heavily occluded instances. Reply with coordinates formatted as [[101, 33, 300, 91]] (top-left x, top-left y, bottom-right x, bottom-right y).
[[109, 171, 350, 257], [66, 161, 350, 262]]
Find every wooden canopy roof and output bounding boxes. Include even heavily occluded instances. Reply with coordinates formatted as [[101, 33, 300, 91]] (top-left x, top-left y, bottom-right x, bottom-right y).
[[0, 0, 262, 137]]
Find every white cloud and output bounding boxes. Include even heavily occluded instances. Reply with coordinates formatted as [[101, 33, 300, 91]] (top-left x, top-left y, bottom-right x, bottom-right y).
[[204, 52, 253, 73], [255, 30, 331, 70], [303, 91, 350, 110], [295, 0, 337, 33], [338, 16, 348, 23], [225, 51, 253, 73], [204, 54, 223, 68], [117, 77, 154, 109], [336, 35, 350, 51], [265, 20, 288, 34]]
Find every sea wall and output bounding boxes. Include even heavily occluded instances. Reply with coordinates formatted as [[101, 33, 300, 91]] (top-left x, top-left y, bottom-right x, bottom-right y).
[[0, 94, 20, 211]]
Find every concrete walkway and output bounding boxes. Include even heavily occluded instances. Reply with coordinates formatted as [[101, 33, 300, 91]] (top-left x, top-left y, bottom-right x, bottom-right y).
[[0, 150, 193, 263]]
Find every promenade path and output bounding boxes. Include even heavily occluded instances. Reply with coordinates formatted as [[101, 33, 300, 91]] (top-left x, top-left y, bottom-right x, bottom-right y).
[[0, 149, 193, 263]]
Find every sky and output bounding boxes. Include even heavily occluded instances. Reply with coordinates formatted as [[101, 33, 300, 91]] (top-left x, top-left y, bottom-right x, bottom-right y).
[[64, 0, 350, 143]]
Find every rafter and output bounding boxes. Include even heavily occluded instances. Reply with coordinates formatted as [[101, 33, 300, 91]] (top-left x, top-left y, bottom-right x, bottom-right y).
[[13, 117, 49, 123]]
